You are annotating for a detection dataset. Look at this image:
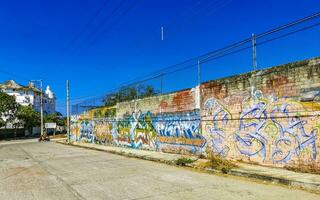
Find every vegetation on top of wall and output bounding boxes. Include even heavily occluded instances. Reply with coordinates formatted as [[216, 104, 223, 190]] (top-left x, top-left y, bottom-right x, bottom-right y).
[[91, 107, 116, 118], [103, 84, 159, 107], [104, 108, 116, 118]]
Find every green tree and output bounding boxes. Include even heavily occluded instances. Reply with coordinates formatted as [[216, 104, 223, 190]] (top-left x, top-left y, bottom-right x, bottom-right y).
[[103, 85, 158, 107], [0, 92, 19, 128], [44, 112, 66, 126], [16, 105, 40, 133]]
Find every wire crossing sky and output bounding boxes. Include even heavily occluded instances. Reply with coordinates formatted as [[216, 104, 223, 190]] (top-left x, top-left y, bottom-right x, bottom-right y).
[[0, 0, 319, 115]]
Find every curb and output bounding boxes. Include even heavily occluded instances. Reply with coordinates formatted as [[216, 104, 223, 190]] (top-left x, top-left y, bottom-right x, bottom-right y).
[[56, 141, 320, 193], [56, 141, 177, 165]]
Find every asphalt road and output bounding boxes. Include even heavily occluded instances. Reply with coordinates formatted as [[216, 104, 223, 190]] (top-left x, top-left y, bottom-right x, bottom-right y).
[[0, 140, 319, 200]]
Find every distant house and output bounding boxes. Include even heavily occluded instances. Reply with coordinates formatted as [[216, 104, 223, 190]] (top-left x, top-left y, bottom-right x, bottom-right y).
[[0, 80, 56, 115]]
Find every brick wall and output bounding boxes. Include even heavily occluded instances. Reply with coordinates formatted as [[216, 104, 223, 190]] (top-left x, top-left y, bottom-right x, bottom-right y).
[[71, 57, 320, 169], [201, 57, 320, 168]]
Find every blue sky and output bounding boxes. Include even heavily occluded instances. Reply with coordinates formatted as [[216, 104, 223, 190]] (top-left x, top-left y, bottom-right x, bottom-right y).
[[0, 0, 319, 114]]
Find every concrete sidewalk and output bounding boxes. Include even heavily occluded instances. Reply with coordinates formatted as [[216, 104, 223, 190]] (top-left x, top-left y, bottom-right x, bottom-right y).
[[57, 141, 320, 193]]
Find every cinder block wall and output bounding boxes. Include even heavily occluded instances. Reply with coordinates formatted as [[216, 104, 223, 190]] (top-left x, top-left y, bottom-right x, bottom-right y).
[[71, 57, 320, 169]]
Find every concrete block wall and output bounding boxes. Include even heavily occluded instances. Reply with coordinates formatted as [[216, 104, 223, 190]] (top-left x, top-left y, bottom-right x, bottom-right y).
[[71, 57, 320, 169]]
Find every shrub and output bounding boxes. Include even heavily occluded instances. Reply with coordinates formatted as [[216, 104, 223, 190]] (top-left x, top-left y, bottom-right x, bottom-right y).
[[175, 157, 195, 166], [201, 148, 238, 173]]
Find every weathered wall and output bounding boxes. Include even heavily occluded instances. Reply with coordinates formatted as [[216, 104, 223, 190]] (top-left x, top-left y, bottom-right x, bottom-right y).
[[71, 57, 320, 169], [116, 88, 197, 117], [201, 58, 320, 167]]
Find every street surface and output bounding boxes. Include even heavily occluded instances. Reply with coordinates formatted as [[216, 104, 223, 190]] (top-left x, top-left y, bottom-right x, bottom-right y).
[[0, 140, 319, 200]]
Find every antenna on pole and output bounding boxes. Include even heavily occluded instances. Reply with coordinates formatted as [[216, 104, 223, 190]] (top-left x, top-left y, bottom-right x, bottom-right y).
[[161, 26, 164, 41]]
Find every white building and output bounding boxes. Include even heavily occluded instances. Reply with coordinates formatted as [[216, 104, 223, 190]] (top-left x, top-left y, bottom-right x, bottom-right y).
[[0, 80, 56, 114]]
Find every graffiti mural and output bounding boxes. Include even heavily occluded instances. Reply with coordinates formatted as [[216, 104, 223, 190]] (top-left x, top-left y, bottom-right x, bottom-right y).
[[94, 119, 116, 144], [79, 120, 94, 143], [117, 111, 156, 149], [204, 98, 231, 157], [270, 103, 318, 163], [203, 92, 320, 165], [152, 110, 206, 153], [69, 58, 320, 169], [70, 92, 320, 167], [235, 101, 268, 160]]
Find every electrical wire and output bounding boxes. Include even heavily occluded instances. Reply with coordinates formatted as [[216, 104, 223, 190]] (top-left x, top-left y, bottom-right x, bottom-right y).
[[71, 12, 320, 111]]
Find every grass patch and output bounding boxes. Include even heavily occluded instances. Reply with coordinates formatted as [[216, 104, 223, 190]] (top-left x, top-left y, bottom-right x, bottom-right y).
[[201, 151, 238, 173], [284, 163, 320, 175], [175, 157, 195, 166]]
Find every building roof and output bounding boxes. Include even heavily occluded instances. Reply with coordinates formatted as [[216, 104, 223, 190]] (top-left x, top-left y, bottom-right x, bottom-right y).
[[0, 80, 42, 93]]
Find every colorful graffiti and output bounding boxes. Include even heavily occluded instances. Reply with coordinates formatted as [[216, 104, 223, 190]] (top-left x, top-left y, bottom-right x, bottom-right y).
[[69, 58, 320, 169], [70, 115, 80, 141], [235, 101, 268, 160], [204, 98, 231, 157], [204, 92, 320, 165], [70, 92, 319, 166], [117, 111, 156, 148], [70, 110, 206, 152], [79, 120, 94, 143], [94, 119, 115, 144], [152, 110, 206, 153], [270, 103, 318, 163]]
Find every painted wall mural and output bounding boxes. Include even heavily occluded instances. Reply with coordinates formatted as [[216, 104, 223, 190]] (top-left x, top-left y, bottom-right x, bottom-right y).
[[70, 115, 80, 141], [71, 110, 206, 153], [117, 111, 156, 149], [70, 92, 319, 166], [203, 97, 232, 157], [93, 119, 116, 144], [203, 90, 320, 166], [79, 120, 95, 143], [152, 110, 206, 153], [70, 58, 320, 168]]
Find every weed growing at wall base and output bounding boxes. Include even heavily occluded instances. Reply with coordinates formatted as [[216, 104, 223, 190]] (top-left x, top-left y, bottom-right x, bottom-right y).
[[200, 148, 238, 173], [175, 157, 196, 166]]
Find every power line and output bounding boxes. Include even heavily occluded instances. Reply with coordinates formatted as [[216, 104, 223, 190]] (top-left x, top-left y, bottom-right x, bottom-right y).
[[0, 67, 30, 81], [70, 0, 131, 55], [71, 12, 320, 108], [79, 0, 139, 54], [168, 20, 320, 74], [63, 0, 110, 54], [256, 12, 320, 39]]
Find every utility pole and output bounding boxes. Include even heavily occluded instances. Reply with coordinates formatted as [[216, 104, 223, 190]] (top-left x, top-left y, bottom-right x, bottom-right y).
[[197, 60, 201, 110], [197, 60, 201, 86], [251, 33, 257, 98], [66, 80, 70, 143], [252, 33, 257, 71], [40, 80, 43, 137], [197, 60, 202, 155]]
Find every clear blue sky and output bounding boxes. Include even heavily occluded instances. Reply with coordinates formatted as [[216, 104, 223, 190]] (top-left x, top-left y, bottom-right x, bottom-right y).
[[0, 0, 319, 115]]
